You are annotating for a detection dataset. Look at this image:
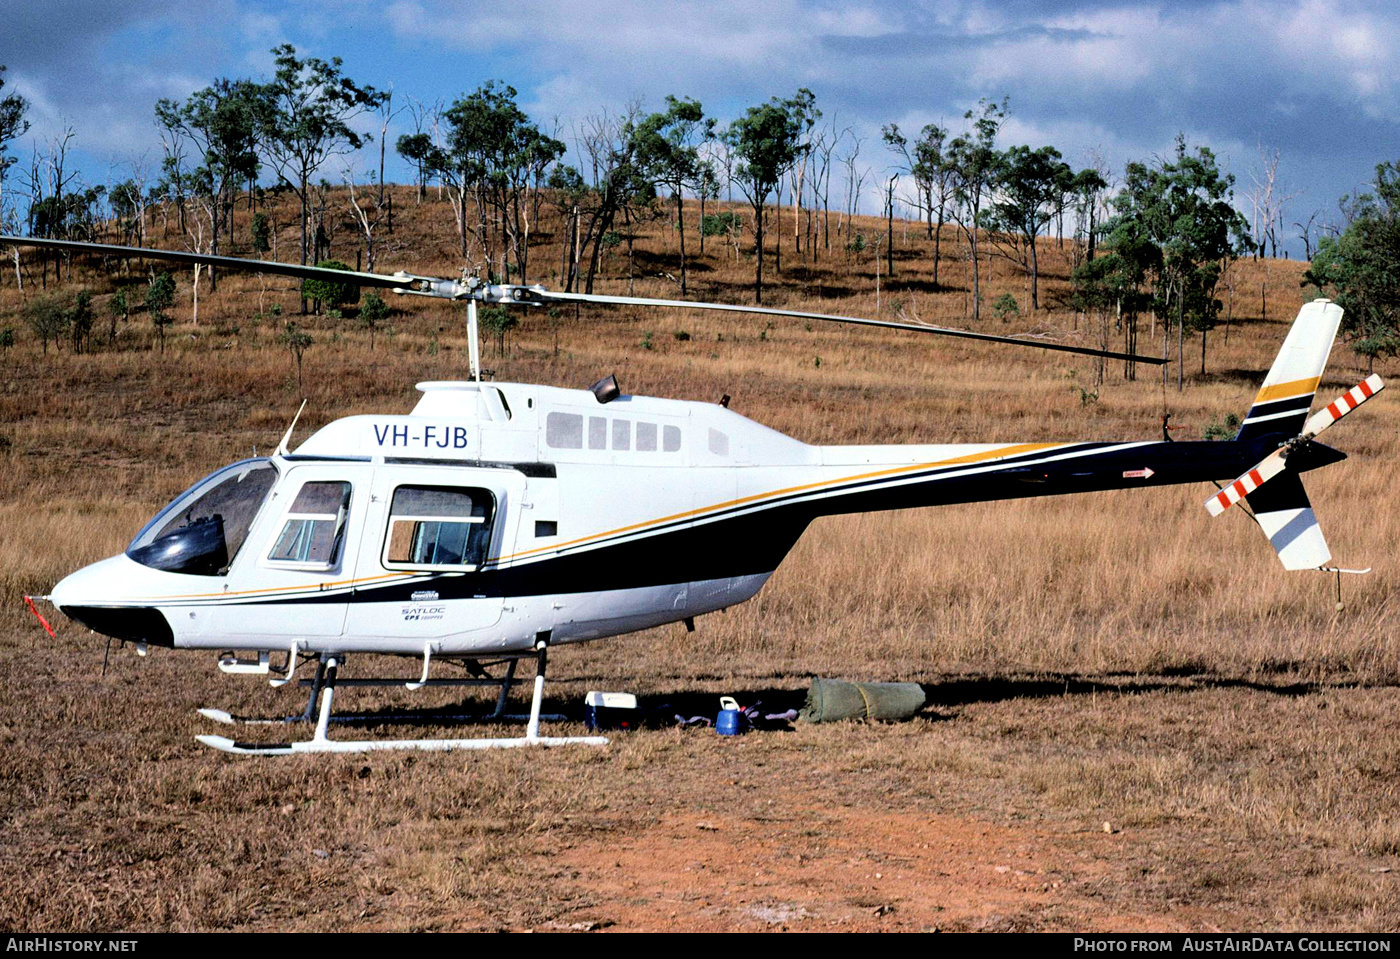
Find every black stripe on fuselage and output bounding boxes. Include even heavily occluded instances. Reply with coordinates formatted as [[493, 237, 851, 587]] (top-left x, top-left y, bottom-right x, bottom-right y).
[[243, 438, 1261, 606], [383, 458, 558, 477], [484, 442, 1123, 563]]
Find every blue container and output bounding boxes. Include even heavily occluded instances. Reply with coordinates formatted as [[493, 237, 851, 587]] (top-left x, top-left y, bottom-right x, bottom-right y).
[[716, 707, 746, 736]]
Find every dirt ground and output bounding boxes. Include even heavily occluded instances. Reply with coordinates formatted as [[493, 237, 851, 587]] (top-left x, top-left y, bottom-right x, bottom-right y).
[[543, 803, 1217, 932], [5, 626, 1399, 932]]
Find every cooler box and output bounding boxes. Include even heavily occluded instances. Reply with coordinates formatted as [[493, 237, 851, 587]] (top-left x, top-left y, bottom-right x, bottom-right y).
[[584, 691, 639, 731]]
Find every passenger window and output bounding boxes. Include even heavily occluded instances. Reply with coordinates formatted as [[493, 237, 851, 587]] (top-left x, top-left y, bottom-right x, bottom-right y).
[[708, 428, 729, 457], [588, 416, 607, 450], [546, 412, 582, 449], [268, 481, 351, 566], [612, 419, 631, 450], [663, 424, 681, 452], [383, 486, 494, 571], [637, 421, 658, 451]]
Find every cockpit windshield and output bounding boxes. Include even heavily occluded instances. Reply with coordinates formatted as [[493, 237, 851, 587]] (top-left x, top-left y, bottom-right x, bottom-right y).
[[126, 459, 279, 575]]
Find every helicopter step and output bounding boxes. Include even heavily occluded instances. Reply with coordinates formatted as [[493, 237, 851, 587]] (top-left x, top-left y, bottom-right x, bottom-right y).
[[196, 641, 608, 754]]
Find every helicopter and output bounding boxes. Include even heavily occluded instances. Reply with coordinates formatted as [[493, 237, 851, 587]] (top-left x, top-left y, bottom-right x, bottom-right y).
[[4, 236, 1384, 755]]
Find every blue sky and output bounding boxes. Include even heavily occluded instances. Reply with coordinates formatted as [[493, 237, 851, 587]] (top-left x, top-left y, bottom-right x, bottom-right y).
[[1, 0, 1397, 256]]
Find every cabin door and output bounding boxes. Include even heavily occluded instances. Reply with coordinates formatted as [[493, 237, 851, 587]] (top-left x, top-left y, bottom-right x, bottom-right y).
[[210, 463, 361, 641], [344, 466, 523, 643]]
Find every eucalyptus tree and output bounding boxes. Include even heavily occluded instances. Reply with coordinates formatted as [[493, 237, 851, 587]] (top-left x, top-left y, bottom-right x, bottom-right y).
[[1072, 165, 1109, 263], [1100, 136, 1251, 386], [23, 294, 65, 355], [1303, 159, 1400, 370], [946, 98, 1007, 322], [986, 144, 1074, 310], [416, 82, 564, 282], [784, 89, 820, 262], [568, 104, 652, 294], [154, 77, 262, 290], [724, 92, 808, 303], [882, 121, 953, 285], [0, 65, 29, 264], [632, 95, 712, 294], [809, 120, 843, 258], [259, 44, 385, 283], [146, 271, 175, 354], [110, 179, 144, 244], [395, 131, 438, 210], [397, 97, 441, 203], [451, 82, 564, 284]]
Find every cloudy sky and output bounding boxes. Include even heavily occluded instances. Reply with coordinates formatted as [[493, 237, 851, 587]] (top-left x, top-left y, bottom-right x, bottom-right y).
[[1, 0, 1396, 256]]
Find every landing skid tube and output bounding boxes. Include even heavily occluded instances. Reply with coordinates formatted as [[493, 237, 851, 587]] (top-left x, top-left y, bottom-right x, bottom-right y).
[[197, 642, 607, 754]]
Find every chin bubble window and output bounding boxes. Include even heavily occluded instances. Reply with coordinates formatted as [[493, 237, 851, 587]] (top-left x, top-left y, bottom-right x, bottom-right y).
[[383, 486, 494, 571]]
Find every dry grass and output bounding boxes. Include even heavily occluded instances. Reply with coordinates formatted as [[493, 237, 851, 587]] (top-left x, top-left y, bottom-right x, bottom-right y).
[[1, 188, 1398, 931]]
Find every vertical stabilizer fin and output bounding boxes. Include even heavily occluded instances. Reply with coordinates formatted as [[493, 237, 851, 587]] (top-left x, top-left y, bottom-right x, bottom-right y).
[[1235, 299, 1342, 444]]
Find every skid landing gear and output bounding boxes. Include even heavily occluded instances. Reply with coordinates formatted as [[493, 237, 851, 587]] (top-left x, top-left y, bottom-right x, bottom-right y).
[[196, 639, 608, 754]]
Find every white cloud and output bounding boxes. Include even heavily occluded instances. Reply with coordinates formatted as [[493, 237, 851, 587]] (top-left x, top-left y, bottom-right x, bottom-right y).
[[0, 0, 1393, 248]]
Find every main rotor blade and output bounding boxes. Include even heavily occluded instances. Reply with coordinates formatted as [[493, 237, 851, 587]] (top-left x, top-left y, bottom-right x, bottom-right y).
[[528, 289, 1168, 365], [3, 235, 1166, 365], [0, 236, 450, 294]]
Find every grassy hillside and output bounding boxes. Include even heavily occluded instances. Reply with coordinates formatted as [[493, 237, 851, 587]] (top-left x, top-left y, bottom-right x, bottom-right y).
[[0, 185, 1390, 677], [3, 187, 1399, 932]]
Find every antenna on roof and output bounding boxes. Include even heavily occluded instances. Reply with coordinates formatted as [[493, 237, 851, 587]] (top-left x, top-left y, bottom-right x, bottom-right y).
[[275, 399, 308, 457]]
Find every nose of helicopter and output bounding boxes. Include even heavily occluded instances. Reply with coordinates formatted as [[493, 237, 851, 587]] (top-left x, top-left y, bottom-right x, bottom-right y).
[[50, 554, 131, 608], [49, 555, 176, 647]]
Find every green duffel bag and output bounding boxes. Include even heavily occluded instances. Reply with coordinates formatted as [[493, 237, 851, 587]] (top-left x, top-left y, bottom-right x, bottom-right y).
[[799, 678, 927, 723]]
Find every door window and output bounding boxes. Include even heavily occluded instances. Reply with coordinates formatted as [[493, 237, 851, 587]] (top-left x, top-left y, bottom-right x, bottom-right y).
[[382, 485, 495, 571], [267, 481, 352, 567]]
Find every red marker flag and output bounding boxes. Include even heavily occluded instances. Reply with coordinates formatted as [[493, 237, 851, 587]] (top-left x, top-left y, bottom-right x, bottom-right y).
[[24, 596, 56, 639]]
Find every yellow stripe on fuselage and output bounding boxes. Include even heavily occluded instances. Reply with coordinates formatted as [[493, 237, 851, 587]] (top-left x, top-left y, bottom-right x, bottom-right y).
[[1254, 376, 1320, 405], [493, 442, 1063, 563]]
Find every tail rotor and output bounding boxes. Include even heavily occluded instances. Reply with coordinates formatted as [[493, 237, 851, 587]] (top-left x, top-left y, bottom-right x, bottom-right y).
[[1204, 373, 1384, 570]]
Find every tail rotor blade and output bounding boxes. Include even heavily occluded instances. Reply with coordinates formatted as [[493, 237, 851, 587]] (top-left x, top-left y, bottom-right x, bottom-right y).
[[1205, 448, 1288, 517], [1300, 374, 1384, 440]]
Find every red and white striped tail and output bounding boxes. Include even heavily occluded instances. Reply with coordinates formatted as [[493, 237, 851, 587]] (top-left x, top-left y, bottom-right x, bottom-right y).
[[1205, 448, 1287, 517], [1301, 374, 1384, 439]]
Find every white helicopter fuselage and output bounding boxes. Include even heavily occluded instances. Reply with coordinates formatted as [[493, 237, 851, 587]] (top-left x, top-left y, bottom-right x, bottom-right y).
[[54, 378, 1158, 659]]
